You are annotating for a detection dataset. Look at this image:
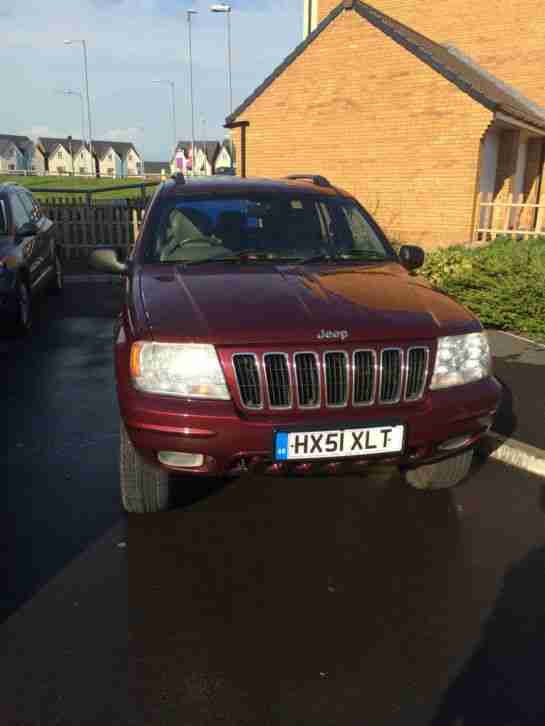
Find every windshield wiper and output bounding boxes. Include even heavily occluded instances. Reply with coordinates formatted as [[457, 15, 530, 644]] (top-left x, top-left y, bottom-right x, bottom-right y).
[[179, 251, 297, 267], [294, 250, 389, 265]]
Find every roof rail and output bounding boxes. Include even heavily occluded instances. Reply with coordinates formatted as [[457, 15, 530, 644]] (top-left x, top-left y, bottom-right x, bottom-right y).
[[285, 174, 332, 188]]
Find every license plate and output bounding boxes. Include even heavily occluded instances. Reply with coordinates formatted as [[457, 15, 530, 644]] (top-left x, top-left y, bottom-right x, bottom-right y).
[[274, 425, 405, 461]]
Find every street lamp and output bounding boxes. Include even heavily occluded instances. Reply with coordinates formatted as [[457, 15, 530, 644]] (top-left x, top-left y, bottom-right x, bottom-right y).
[[152, 79, 177, 159], [210, 4, 233, 116], [186, 9, 198, 176], [64, 39, 94, 175]]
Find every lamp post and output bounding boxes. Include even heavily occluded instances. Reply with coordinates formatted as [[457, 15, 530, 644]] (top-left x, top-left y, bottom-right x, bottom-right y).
[[210, 4, 232, 115], [186, 9, 198, 176], [64, 39, 94, 175], [152, 79, 177, 158]]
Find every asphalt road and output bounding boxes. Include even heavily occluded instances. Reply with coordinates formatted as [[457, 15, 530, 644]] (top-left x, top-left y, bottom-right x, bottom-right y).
[[1, 281, 544, 725]]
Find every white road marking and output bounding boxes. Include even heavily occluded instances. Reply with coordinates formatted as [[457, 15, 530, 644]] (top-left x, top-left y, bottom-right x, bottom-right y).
[[483, 432, 545, 479]]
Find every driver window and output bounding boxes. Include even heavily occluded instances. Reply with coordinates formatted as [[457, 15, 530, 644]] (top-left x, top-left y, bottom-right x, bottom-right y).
[[10, 192, 31, 231], [336, 204, 384, 253], [159, 208, 211, 261]]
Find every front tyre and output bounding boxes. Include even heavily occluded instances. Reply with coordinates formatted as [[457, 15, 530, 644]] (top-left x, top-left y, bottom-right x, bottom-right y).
[[120, 422, 172, 513], [49, 251, 64, 295], [14, 278, 32, 334], [404, 449, 474, 491]]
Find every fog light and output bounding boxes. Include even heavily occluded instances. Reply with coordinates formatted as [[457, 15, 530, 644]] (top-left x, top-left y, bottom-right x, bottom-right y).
[[437, 435, 474, 452], [158, 451, 204, 468]]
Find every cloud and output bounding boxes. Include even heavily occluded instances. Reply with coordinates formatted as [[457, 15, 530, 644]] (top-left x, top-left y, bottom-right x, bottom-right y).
[[104, 126, 146, 142], [22, 125, 64, 141], [0, 0, 302, 160]]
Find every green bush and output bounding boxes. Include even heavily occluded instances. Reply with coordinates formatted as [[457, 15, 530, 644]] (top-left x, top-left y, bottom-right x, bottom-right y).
[[418, 236, 545, 342]]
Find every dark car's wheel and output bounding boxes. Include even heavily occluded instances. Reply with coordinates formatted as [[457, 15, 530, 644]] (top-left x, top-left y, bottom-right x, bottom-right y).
[[404, 449, 473, 491], [14, 278, 32, 334], [49, 251, 64, 295], [120, 422, 172, 513]]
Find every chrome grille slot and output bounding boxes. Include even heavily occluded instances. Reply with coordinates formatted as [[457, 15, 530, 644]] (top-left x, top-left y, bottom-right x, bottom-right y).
[[294, 352, 320, 408], [353, 350, 376, 405], [324, 351, 348, 407], [405, 347, 428, 401], [379, 349, 402, 403], [264, 353, 291, 408], [233, 354, 262, 408]]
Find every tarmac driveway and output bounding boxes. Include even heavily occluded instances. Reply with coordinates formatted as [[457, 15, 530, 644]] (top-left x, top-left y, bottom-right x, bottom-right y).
[[1, 281, 544, 725]]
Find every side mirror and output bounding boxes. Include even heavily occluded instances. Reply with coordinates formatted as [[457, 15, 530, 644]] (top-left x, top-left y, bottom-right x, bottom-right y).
[[89, 248, 128, 275], [399, 244, 425, 271], [16, 221, 39, 240]]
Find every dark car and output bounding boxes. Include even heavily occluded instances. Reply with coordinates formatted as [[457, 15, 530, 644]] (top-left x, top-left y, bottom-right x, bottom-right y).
[[0, 183, 63, 333], [91, 173, 501, 513]]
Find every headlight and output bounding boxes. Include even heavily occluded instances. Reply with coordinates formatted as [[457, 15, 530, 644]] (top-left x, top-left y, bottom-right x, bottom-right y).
[[130, 342, 230, 400], [430, 332, 491, 390]]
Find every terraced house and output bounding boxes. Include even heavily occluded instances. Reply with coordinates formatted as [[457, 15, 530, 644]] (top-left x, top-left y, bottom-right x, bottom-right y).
[[0, 134, 45, 173], [226, 0, 545, 247]]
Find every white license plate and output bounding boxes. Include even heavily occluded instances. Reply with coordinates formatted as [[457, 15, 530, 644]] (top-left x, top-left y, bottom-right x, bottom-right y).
[[274, 425, 405, 461]]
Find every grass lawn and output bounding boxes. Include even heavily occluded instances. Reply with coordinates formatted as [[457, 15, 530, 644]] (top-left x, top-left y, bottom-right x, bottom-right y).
[[0, 174, 159, 200]]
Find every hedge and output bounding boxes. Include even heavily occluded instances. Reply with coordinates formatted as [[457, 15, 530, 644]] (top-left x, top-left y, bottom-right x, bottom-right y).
[[417, 236, 545, 342]]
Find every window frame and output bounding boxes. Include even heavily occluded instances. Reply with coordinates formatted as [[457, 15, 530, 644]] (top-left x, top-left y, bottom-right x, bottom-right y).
[[0, 198, 9, 236]]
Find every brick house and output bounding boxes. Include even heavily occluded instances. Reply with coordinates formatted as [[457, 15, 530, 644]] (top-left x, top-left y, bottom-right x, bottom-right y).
[[226, 0, 545, 247]]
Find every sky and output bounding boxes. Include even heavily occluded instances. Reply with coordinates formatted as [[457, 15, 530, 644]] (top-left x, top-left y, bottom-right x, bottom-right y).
[[0, 0, 303, 162]]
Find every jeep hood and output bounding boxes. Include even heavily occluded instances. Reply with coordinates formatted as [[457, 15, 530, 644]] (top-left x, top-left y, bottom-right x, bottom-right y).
[[138, 262, 479, 345]]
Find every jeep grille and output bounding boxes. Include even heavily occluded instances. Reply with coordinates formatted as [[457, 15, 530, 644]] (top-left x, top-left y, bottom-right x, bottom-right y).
[[231, 346, 429, 411]]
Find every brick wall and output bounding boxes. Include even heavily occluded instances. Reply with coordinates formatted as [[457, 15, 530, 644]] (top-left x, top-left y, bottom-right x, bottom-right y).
[[232, 9, 491, 247], [316, 1, 545, 108]]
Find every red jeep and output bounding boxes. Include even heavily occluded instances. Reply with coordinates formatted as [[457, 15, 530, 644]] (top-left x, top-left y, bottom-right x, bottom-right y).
[[91, 174, 501, 513]]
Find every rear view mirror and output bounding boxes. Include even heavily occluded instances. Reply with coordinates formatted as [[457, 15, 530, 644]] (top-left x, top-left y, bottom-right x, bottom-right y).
[[399, 245, 425, 270], [16, 222, 38, 240]]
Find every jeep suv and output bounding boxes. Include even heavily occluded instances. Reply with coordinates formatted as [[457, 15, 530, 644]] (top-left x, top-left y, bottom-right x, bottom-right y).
[[91, 173, 501, 513]]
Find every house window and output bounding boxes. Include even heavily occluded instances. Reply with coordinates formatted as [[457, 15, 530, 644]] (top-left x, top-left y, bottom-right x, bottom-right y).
[[108, 153, 113, 160], [81, 152, 84, 159], [79, 167, 85, 174], [58, 151, 63, 159], [107, 168, 114, 175], [8, 164, 15, 171]]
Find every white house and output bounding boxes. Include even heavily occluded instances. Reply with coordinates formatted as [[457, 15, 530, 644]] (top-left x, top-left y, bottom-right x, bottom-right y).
[[214, 141, 235, 173]]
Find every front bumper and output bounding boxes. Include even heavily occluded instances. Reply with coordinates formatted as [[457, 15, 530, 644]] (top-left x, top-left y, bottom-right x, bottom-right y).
[[119, 375, 502, 476]]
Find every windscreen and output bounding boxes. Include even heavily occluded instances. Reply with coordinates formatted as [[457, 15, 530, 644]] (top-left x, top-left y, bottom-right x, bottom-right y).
[[141, 194, 394, 265]]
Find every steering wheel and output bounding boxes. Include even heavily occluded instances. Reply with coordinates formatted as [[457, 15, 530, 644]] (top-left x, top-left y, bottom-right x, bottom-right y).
[[177, 235, 223, 247], [160, 235, 223, 260]]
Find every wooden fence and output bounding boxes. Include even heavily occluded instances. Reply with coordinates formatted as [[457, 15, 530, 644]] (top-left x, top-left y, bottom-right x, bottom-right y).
[[473, 191, 545, 242], [40, 197, 148, 260]]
